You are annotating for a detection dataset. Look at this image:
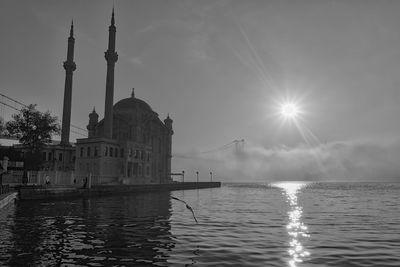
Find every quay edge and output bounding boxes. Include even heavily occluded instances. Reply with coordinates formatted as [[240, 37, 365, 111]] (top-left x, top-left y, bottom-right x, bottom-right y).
[[17, 182, 222, 200], [0, 192, 18, 210]]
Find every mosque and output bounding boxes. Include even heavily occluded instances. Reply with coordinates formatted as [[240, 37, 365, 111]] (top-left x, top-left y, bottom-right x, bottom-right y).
[[61, 10, 173, 184]]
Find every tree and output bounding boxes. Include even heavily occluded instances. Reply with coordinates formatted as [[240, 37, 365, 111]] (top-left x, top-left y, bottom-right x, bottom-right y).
[[0, 116, 5, 136], [6, 105, 60, 171]]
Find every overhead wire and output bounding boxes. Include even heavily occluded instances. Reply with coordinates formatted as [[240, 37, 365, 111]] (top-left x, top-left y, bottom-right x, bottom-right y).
[[0, 92, 87, 137]]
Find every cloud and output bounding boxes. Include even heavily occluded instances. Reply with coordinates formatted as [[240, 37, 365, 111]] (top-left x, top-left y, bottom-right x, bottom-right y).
[[173, 138, 400, 182], [129, 57, 143, 65], [133, 1, 232, 63]]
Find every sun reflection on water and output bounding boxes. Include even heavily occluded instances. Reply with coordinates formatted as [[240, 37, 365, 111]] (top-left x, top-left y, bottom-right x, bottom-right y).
[[273, 182, 310, 267]]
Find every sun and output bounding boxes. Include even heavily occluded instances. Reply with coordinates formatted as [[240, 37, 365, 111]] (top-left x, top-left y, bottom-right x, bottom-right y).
[[280, 102, 300, 120]]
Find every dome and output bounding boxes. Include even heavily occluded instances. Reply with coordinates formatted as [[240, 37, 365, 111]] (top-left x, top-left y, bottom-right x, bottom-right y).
[[114, 89, 153, 112]]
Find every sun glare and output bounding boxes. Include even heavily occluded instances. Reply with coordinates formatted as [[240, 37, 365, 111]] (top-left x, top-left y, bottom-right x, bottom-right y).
[[280, 102, 300, 120]]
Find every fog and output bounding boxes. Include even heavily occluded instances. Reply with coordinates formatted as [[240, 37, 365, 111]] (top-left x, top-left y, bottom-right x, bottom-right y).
[[173, 139, 400, 182]]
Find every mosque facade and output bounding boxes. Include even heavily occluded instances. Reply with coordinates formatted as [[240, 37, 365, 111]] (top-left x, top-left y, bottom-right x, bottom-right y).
[[65, 10, 173, 184]]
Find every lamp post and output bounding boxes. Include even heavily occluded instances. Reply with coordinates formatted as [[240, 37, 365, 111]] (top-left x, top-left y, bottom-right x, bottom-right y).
[[210, 171, 213, 182], [196, 171, 199, 183], [182, 170, 185, 183]]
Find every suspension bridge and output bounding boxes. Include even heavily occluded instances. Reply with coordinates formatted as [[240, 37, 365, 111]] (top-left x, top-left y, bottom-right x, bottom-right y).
[[172, 139, 245, 159]]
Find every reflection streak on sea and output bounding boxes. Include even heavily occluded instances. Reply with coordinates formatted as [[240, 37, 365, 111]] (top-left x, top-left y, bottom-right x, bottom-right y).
[[274, 182, 310, 267], [1, 182, 400, 266]]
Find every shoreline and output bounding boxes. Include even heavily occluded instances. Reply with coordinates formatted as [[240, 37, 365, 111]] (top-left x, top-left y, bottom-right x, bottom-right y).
[[0, 192, 18, 209], [17, 182, 221, 201]]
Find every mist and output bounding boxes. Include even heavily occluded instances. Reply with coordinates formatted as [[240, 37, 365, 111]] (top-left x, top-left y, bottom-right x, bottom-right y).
[[172, 139, 400, 182]]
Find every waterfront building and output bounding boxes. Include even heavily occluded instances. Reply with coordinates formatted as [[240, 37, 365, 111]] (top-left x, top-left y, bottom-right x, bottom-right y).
[[31, 20, 77, 173], [0, 21, 77, 175], [74, 10, 173, 184], [0, 10, 173, 185]]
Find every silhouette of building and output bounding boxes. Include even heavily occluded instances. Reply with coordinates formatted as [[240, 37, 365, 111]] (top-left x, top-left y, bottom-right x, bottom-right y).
[[13, 22, 77, 173], [37, 21, 76, 172], [74, 10, 173, 184]]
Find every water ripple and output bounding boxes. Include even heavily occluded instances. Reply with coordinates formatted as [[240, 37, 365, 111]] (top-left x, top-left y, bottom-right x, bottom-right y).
[[0, 182, 399, 266]]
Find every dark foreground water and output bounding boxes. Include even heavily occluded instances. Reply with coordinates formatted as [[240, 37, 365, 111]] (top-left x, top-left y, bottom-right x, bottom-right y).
[[0, 182, 399, 267]]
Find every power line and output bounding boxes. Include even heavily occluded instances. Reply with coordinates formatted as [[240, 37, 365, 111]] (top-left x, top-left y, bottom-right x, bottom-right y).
[[0, 92, 87, 135], [71, 129, 87, 137], [0, 100, 20, 112], [0, 93, 28, 108]]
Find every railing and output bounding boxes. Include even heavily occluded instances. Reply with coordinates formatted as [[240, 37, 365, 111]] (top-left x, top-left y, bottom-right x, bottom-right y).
[[0, 185, 10, 195]]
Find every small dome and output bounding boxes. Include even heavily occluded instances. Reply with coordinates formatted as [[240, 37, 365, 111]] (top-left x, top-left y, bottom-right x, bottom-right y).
[[114, 96, 153, 112]]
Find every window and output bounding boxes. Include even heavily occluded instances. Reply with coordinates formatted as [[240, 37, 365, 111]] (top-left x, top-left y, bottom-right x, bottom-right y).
[[129, 148, 132, 157], [135, 150, 139, 159], [59, 153, 63, 161], [132, 126, 136, 141], [120, 163, 124, 174], [42, 152, 46, 161], [147, 152, 150, 162], [120, 148, 124, 158], [94, 147, 98, 157], [80, 147, 84, 157], [110, 147, 113, 157], [115, 148, 118, 157], [128, 163, 132, 177], [87, 147, 91, 157], [133, 163, 138, 176], [105, 146, 108, 156], [138, 164, 142, 176], [146, 165, 150, 176], [141, 150, 145, 160], [48, 152, 52, 161]]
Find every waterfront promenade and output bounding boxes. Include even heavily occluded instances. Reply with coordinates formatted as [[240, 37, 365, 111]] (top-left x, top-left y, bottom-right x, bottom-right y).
[[17, 182, 221, 200]]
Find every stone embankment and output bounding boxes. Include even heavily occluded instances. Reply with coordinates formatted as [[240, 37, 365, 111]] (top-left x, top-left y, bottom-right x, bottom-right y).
[[17, 182, 221, 200], [0, 192, 18, 209]]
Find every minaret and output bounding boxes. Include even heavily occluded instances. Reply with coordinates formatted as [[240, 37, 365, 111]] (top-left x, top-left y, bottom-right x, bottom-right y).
[[103, 8, 118, 139], [61, 21, 77, 145], [164, 115, 173, 182]]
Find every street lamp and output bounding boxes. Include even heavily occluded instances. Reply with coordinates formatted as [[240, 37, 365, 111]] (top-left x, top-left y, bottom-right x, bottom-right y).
[[210, 171, 213, 182], [182, 170, 185, 183], [196, 171, 199, 183]]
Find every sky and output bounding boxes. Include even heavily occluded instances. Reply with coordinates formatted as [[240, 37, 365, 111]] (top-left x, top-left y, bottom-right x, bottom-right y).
[[1, 0, 400, 181]]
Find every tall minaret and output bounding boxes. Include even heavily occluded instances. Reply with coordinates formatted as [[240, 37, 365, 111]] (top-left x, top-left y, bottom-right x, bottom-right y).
[[61, 21, 77, 145], [103, 8, 118, 139], [164, 115, 174, 182]]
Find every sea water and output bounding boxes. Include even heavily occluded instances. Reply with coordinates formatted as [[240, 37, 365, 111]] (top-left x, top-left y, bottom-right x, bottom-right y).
[[0, 182, 399, 266]]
